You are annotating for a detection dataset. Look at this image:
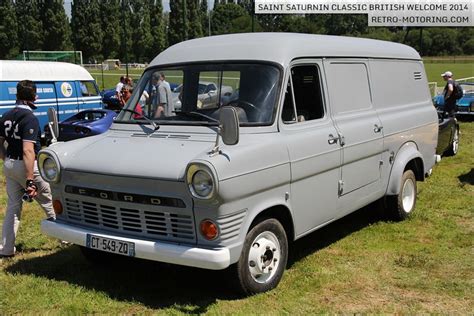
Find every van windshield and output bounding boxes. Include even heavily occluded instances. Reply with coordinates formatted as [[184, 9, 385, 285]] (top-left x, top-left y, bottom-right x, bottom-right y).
[[115, 63, 281, 126]]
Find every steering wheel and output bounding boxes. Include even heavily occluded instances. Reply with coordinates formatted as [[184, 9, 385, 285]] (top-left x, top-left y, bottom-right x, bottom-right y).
[[235, 100, 263, 115]]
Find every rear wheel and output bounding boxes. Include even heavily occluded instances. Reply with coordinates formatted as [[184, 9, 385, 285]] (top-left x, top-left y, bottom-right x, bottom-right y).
[[385, 169, 417, 221], [445, 127, 459, 156], [233, 218, 288, 295]]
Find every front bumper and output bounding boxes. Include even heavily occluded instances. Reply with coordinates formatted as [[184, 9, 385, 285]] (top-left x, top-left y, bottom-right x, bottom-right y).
[[41, 219, 231, 270]]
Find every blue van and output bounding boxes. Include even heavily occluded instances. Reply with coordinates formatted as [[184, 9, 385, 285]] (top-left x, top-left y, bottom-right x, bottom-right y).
[[0, 60, 102, 135]]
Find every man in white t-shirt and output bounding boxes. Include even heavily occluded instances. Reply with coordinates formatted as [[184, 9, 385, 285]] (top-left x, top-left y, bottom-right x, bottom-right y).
[[115, 76, 126, 101]]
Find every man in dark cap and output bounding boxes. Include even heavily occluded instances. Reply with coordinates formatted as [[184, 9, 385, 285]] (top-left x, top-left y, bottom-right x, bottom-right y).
[[0, 80, 55, 258]]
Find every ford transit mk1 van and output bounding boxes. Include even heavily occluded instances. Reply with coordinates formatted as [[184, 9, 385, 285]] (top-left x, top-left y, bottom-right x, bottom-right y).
[[0, 60, 102, 134], [39, 33, 438, 295]]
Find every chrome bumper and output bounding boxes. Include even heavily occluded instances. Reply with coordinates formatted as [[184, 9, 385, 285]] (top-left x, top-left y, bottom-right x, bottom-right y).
[[41, 219, 230, 270]]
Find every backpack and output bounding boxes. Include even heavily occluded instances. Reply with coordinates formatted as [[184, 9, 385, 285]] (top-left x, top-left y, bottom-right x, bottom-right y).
[[454, 81, 464, 100]]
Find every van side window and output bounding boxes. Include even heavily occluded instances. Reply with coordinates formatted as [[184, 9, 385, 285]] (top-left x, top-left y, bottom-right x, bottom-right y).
[[326, 63, 372, 114], [282, 65, 324, 124], [80, 81, 99, 97]]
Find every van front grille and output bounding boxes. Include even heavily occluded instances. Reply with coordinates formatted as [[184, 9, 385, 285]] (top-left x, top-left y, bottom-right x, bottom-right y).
[[64, 198, 195, 243]]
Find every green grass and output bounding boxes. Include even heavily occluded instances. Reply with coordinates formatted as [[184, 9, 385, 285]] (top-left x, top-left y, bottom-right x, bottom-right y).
[[1, 121, 473, 313], [424, 63, 474, 86]]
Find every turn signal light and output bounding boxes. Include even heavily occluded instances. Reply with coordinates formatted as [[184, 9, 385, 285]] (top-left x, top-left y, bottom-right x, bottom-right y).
[[200, 220, 219, 240], [53, 199, 63, 215]]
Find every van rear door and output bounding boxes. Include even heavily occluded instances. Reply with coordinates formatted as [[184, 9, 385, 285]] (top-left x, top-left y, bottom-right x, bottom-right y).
[[324, 60, 384, 213], [55, 81, 80, 121]]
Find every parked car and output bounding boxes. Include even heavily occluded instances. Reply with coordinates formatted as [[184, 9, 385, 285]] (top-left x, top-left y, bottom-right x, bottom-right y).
[[39, 33, 438, 295], [437, 111, 460, 156], [433, 82, 474, 115], [45, 109, 117, 143], [172, 81, 234, 110]]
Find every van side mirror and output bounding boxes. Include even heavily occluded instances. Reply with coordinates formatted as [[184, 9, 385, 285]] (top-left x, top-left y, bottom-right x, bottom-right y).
[[219, 106, 239, 145], [47, 107, 59, 143], [209, 106, 240, 156]]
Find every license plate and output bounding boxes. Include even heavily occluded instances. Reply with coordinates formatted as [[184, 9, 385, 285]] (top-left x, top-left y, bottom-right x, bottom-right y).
[[86, 234, 135, 257]]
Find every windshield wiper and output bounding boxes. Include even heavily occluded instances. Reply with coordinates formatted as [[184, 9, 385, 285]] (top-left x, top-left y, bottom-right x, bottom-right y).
[[174, 110, 219, 123], [122, 108, 160, 131]]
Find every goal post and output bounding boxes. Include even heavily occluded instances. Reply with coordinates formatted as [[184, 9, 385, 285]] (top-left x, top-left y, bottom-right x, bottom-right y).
[[22, 50, 83, 65]]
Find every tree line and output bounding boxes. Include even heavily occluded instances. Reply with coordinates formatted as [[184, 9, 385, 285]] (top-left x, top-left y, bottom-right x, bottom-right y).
[[1, 0, 472, 63]]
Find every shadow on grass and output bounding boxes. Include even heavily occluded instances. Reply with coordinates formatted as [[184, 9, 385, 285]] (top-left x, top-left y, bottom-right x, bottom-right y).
[[288, 200, 386, 266], [5, 201, 386, 312], [458, 168, 474, 185]]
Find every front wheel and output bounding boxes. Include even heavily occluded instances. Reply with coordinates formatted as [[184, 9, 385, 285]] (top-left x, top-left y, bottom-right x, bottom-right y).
[[385, 169, 417, 221], [233, 218, 288, 295]]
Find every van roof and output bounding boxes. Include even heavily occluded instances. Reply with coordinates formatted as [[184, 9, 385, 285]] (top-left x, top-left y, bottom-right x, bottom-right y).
[[150, 33, 421, 67], [0, 60, 94, 81]]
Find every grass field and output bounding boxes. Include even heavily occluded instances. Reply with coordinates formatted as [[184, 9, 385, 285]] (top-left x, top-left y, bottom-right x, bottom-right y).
[[0, 119, 472, 313]]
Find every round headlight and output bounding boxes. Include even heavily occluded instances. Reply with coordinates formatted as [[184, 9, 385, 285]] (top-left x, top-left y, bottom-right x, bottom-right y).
[[38, 152, 60, 183], [192, 170, 214, 198], [186, 164, 217, 199], [43, 157, 58, 181]]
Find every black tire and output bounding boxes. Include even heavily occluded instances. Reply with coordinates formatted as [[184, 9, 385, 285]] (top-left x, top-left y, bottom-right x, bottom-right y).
[[444, 127, 459, 156], [385, 169, 417, 221], [232, 218, 288, 295]]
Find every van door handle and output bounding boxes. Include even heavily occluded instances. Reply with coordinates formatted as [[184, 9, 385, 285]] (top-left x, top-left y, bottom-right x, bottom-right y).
[[374, 124, 383, 133], [328, 134, 338, 145]]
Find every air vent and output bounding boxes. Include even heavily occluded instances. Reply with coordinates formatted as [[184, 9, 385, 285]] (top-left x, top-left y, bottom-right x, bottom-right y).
[[414, 72, 422, 80]]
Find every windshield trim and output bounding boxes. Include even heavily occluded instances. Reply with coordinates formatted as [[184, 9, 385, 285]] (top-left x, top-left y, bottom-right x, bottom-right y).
[[114, 60, 284, 128]]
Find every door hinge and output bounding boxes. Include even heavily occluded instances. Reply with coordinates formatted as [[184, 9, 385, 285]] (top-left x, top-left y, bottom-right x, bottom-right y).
[[338, 180, 344, 195]]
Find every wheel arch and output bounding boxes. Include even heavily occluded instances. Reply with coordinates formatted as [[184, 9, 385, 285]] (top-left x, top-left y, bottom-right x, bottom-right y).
[[247, 204, 295, 242], [386, 142, 424, 195]]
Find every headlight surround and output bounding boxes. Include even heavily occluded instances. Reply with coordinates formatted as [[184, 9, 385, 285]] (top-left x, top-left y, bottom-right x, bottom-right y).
[[186, 164, 217, 199], [38, 151, 61, 183]]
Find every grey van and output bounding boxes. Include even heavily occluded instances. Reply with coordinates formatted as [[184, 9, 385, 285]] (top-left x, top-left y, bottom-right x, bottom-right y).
[[39, 33, 438, 294]]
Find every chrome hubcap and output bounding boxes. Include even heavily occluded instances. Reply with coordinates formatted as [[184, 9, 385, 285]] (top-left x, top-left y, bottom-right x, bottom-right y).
[[402, 178, 415, 212], [248, 231, 281, 283]]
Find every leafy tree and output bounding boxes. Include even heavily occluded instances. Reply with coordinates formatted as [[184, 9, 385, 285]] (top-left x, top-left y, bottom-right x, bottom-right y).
[[100, 0, 121, 59], [200, 0, 209, 36], [168, 0, 186, 45], [39, 0, 72, 51], [15, 0, 44, 54], [211, 2, 248, 35], [118, 0, 133, 63], [71, 0, 103, 62], [0, 0, 19, 59], [130, 0, 153, 62], [460, 28, 474, 55], [323, 14, 367, 36], [149, 0, 166, 58], [187, 0, 203, 39]]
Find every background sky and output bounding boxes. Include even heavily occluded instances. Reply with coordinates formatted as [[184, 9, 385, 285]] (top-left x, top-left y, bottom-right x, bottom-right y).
[[64, 0, 216, 17]]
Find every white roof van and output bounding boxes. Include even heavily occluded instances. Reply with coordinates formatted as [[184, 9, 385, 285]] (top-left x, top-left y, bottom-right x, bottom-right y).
[[39, 33, 438, 295], [0, 60, 102, 131]]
